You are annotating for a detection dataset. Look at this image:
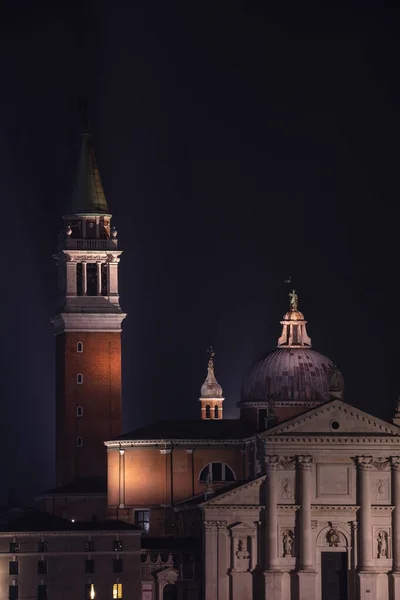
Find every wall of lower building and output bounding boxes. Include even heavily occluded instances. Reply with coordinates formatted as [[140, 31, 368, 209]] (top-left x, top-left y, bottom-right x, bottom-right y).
[[35, 495, 107, 522], [0, 531, 141, 600], [107, 444, 246, 535]]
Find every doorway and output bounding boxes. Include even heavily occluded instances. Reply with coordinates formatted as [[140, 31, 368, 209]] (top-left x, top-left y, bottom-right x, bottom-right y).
[[163, 584, 177, 600], [321, 552, 347, 600]]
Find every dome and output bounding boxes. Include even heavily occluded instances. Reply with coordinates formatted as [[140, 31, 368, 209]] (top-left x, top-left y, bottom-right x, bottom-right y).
[[240, 290, 344, 406], [242, 347, 341, 404]]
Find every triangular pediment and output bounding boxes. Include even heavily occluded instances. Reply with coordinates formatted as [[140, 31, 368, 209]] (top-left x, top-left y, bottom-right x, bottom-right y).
[[263, 400, 400, 437], [200, 476, 265, 506]]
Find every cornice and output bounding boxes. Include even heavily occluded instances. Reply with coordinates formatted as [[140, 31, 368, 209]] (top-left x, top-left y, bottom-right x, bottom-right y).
[[312, 505, 360, 514], [371, 505, 394, 513], [266, 436, 400, 445], [105, 439, 246, 448], [52, 312, 126, 334]]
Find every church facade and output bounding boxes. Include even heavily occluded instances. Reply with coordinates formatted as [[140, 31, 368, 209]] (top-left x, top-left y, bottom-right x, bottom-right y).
[[10, 131, 400, 600]]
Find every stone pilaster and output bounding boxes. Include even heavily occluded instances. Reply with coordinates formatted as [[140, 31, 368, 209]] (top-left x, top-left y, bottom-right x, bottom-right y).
[[118, 449, 125, 508], [204, 521, 218, 600], [265, 455, 280, 569], [356, 456, 374, 570], [390, 457, 400, 599], [96, 261, 102, 295], [297, 455, 316, 600], [82, 261, 87, 295], [217, 521, 228, 600]]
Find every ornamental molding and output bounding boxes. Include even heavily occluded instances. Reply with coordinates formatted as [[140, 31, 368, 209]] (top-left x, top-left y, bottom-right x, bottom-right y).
[[52, 313, 126, 334], [371, 505, 394, 513], [373, 458, 391, 471], [266, 436, 400, 445], [297, 455, 314, 469], [205, 505, 262, 512], [311, 505, 360, 515], [204, 520, 228, 530], [62, 250, 122, 263], [264, 454, 296, 470], [277, 505, 299, 515], [391, 456, 400, 470]]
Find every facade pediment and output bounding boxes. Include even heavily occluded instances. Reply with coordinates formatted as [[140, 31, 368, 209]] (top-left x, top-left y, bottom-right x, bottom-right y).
[[200, 476, 266, 506], [263, 400, 400, 437]]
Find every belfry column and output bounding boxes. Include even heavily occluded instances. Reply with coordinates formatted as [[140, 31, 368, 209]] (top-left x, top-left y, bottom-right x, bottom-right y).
[[264, 455, 282, 598], [356, 456, 377, 599], [390, 457, 400, 598], [297, 455, 316, 600], [82, 261, 87, 295]]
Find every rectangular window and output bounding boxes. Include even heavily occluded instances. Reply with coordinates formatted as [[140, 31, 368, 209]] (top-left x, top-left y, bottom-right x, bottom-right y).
[[38, 560, 47, 575], [37, 585, 47, 600], [85, 583, 96, 600], [113, 583, 123, 599], [84, 540, 94, 552], [85, 559, 94, 573], [9, 586, 18, 600], [9, 561, 19, 575], [9, 542, 19, 553], [38, 541, 47, 553], [134, 510, 150, 533], [113, 540, 123, 552], [113, 558, 123, 573]]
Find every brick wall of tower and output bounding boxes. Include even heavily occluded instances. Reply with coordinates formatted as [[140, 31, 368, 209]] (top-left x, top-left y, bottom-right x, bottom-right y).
[[55, 331, 122, 486]]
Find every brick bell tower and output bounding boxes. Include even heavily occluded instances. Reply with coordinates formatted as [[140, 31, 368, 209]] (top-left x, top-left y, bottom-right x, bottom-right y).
[[52, 131, 126, 486]]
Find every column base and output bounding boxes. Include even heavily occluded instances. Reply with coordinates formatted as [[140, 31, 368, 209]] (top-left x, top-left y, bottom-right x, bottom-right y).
[[264, 570, 282, 599], [297, 570, 317, 600], [358, 571, 378, 600], [389, 572, 400, 600]]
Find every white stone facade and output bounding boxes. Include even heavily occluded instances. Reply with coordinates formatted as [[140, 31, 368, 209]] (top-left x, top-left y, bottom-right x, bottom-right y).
[[201, 400, 400, 600]]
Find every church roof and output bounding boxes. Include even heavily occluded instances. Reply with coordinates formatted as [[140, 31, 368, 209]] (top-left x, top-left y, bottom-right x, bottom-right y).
[[111, 419, 252, 443], [37, 477, 107, 497], [68, 132, 109, 215]]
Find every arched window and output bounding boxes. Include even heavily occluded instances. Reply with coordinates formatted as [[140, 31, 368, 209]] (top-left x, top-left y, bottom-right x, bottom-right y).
[[214, 406, 219, 419], [77, 342, 83, 353], [76, 406, 83, 418], [205, 405, 211, 419], [76, 437, 83, 448], [199, 462, 235, 483], [77, 373, 83, 384]]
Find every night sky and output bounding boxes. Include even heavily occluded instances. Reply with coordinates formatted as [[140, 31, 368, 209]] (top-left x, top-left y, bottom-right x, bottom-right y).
[[0, 2, 399, 502]]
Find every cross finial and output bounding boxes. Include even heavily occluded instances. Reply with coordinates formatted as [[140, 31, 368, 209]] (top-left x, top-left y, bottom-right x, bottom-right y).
[[207, 346, 215, 368], [78, 98, 90, 133]]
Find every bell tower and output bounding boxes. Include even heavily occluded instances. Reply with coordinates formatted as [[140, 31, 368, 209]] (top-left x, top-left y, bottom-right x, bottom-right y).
[[52, 131, 126, 486]]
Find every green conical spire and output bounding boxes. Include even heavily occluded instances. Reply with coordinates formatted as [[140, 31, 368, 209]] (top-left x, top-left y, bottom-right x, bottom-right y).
[[69, 132, 109, 214]]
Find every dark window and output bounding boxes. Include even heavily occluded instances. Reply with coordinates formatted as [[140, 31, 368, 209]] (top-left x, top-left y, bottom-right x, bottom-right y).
[[113, 558, 123, 573], [77, 373, 83, 384], [101, 263, 108, 296], [37, 585, 47, 600], [77, 263, 82, 296], [76, 436, 83, 448], [199, 462, 236, 482], [9, 586, 18, 600], [84, 540, 94, 552], [86, 263, 97, 296], [9, 561, 19, 575], [85, 559, 94, 573], [76, 405, 83, 418], [77, 342, 83, 353], [134, 510, 150, 533], [9, 542, 19, 553], [205, 405, 211, 419], [113, 540, 123, 552], [38, 560, 47, 575], [38, 541, 47, 553], [214, 406, 219, 419]]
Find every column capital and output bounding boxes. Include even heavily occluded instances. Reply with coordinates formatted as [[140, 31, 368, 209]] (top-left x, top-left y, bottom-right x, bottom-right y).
[[391, 456, 400, 470], [204, 521, 218, 531], [297, 455, 313, 470], [354, 455, 374, 470], [265, 455, 280, 470], [216, 520, 228, 529]]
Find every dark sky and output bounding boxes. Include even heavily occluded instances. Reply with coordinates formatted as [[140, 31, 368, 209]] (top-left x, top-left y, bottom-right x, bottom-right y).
[[0, 2, 399, 500]]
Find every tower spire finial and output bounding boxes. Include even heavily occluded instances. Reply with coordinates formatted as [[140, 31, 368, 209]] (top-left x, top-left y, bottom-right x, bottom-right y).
[[289, 289, 298, 311], [78, 98, 90, 134], [199, 347, 224, 420], [207, 345, 215, 368]]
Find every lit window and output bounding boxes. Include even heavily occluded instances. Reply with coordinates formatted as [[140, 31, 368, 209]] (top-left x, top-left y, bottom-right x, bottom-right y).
[[9, 561, 18, 575], [134, 510, 150, 533], [76, 437, 83, 448], [9, 585, 18, 600], [77, 342, 83, 353], [85, 584, 96, 600], [76, 406, 83, 417], [77, 373, 83, 384], [113, 540, 123, 552], [199, 462, 235, 483], [113, 584, 123, 599]]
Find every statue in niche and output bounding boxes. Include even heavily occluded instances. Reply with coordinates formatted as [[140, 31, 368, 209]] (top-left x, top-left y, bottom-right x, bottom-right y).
[[236, 538, 250, 560], [282, 531, 294, 557], [282, 478, 293, 499], [376, 479, 386, 499], [377, 532, 388, 558], [326, 528, 340, 547]]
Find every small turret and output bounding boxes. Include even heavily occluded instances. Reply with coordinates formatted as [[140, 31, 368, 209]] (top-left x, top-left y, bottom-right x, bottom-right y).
[[199, 349, 224, 420]]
